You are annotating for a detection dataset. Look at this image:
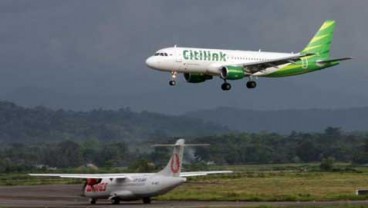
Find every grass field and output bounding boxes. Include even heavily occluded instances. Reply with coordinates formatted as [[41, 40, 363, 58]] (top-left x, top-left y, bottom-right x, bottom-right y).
[[159, 163, 368, 201]]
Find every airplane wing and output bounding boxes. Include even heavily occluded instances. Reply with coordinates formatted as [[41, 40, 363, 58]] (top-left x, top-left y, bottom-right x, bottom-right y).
[[180, 170, 233, 177], [30, 171, 232, 178], [29, 173, 154, 179], [232, 53, 314, 74]]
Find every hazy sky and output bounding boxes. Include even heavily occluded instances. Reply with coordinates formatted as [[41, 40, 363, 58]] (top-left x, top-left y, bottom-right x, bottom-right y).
[[0, 0, 367, 114]]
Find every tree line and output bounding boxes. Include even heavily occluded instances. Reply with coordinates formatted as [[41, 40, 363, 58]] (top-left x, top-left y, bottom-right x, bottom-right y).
[[1, 127, 368, 173]]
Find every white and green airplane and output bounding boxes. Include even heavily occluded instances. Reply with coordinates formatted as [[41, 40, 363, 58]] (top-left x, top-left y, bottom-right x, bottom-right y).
[[146, 20, 351, 90]]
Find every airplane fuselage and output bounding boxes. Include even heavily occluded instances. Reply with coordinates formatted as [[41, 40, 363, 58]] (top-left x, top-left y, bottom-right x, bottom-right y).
[[84, 174, 186, 201], [146, 47, 337, 78]]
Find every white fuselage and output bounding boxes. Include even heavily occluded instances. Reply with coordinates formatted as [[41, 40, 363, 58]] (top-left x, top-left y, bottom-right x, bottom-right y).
[[146, 47, 293, 77], [84, 174, 186, 200]]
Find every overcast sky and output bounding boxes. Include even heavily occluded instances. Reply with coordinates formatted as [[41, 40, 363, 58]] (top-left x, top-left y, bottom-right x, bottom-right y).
[[0, 0, 367, 114]]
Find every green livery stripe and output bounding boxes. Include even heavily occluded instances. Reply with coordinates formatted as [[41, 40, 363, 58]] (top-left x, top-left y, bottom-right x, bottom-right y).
[[265, 57, 339, 77], [265, 20, 342, 78], [301, 20, 335, 59], [265, 63, 307, 77]]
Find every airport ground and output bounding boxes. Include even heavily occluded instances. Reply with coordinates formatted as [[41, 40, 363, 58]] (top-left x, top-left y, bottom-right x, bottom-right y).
[[1, 164, 368, 207], [2, 185, 368, 208]]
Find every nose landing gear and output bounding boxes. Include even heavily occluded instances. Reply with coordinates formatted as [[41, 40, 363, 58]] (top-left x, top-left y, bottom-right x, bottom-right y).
[[169, 71, 177, 86], [169, 80, 176, 86]]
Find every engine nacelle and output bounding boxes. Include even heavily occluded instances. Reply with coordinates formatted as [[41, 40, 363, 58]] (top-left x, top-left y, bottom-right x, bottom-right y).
[[220, 66, 245, 80], [184, 73, 213, 83]]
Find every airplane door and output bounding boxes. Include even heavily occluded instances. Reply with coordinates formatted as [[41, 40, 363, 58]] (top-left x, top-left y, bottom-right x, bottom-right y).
[[175, 48, 185, 71], [301, 58, 308, 69]]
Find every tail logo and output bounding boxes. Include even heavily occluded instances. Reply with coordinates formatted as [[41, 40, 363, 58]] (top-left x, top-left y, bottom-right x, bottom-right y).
[[170, 153, 180, 173]]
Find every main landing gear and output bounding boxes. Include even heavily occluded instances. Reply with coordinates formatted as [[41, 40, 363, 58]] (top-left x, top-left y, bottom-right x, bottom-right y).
[[89, 198, 97, 204], [169, 71, 177, 86], [142, 197, 151, 204], [246, 80, 257, 89], [221, 79, 257, 91], [221, 82, 231, 91], [112, 198, 120, 204]]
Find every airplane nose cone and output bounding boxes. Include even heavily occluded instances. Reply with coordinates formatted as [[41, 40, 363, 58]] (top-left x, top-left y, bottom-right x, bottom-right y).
[[145, 57, 155, 68]]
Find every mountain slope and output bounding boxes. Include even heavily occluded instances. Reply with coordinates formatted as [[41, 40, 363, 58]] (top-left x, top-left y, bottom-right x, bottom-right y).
[[0, 101, 229, 143]]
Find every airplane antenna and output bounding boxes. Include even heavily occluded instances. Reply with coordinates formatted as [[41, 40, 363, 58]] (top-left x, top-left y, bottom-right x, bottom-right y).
[[174, 44, 177, 48]]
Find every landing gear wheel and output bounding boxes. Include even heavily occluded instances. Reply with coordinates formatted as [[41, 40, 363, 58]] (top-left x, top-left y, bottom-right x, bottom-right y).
[[143, 197, 151, 204], [169, 80, 176, 86], [90, 198, 96, 205], [112, 198, 120, 204], [221, 82, 231, 91], [169, 71, 177, 86], [246, 81, 257, 89]]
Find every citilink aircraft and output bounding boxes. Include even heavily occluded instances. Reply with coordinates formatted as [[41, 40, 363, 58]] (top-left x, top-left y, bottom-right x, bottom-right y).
[[146, 20, 351, 90], [30, 139, 232, 205]]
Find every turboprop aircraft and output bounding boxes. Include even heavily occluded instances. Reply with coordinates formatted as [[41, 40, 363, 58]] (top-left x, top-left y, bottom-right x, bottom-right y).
[[30, 139, 232, 205], [145, 20, 351, 90]]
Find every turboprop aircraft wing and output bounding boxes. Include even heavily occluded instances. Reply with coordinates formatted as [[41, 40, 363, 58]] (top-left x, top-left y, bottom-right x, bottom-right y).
[[30, 171, 232, 179], [29, 170, 232, 179], [28, 173, 147, 179]]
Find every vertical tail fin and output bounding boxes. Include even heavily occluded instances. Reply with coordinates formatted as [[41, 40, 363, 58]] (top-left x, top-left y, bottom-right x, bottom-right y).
[[301, 20, 336, 60], [155, 139, 185, 177]]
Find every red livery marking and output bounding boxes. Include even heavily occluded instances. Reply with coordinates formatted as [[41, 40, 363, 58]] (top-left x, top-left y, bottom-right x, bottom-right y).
[[170, 153, 180, 173], [86, 182, 108, 193]]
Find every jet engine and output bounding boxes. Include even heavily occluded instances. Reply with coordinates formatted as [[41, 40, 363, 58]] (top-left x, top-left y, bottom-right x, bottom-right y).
[[220, 66, 245, 80], [184, 73, 213, 83]]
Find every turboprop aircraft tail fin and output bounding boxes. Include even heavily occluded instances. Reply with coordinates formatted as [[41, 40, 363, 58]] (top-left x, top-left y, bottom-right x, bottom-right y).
[[301, 20, 336, 60], [154, 139, 209, 177], [155, 139, 185, 177]]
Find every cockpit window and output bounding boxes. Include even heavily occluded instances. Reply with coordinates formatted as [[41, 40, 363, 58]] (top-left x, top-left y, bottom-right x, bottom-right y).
[[154, 52, 168, 56]]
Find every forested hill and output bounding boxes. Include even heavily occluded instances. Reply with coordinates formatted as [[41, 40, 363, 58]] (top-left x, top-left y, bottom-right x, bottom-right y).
[[0, 101, 229, 143], [185, 107, 368, 134]]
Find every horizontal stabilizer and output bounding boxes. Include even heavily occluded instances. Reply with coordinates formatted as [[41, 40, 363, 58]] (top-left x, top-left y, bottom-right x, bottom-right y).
[[180, 170, 233, 177], [317, 57, 352, 64]]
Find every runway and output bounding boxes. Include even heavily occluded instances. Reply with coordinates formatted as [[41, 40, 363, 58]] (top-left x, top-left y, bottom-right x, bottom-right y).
[[1, 184, 368, 208]]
